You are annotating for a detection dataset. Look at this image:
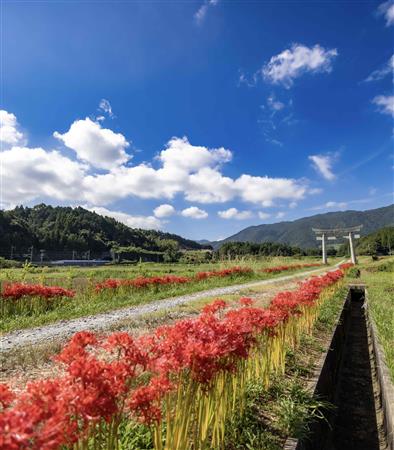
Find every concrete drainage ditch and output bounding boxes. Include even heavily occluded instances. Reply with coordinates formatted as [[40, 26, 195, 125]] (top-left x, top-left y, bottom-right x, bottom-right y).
[[285, 285, 393, 450]]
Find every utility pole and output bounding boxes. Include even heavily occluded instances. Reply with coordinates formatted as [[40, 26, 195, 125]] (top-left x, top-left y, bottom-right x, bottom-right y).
[[29, 246, 34, 263], [10, 245, 15, 260]]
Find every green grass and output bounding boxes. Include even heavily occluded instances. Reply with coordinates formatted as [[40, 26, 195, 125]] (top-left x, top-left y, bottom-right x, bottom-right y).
[[0, 256, 327, 284], [358, 257, 394, 382], [0, 257, 329, 334]]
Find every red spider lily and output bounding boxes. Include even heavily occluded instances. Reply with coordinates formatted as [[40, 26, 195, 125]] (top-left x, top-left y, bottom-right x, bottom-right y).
[[128, 375, 173, 425], [1, 283, 75, 301], [95, 266, 253, 292], [339, 262, 354, 271], [0, 384, 14, 410], [239, 297, 254, 307], [95, 274, 191, 292], [0, 267, 346, 449], [202, 299, 228, 315]]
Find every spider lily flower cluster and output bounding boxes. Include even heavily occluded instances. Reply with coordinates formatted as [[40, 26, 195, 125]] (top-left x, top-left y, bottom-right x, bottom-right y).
[[0, 283, 75, 316], [95, 266, 253, 292], [0, 267, 347, 450], [261, 263, 321, 273]]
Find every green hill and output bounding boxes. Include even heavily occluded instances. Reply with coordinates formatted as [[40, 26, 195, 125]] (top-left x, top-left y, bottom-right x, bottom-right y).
[[213, 205, 394, 249], [0, 204, 207, 257]]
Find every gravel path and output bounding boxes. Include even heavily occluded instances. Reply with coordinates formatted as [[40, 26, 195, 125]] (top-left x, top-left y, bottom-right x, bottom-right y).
[[0, 263, 345, 352]]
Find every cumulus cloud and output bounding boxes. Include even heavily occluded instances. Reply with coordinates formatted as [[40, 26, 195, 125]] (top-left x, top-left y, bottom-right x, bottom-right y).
[[186, 168, 235, 203], [54, 117, 130, 170], [364, 55, 394, 82], [181, 206, 208, 219], [309, 154, 336, 181], [234, 174, 306, 205], [262, 43, 338, 88], [87, 206, 162, 230], [276, 212, 286, 219], [159, 137, 232, 172], [194, 0, 219, 24], [3, 112, 311, 212], [153, 204, 176, 218], [0, 110, 25, 146], [1, 146, 86, 204], [218, 208, 253, 220], [372, 95, 394, 117], [378, 1, 394, 26]]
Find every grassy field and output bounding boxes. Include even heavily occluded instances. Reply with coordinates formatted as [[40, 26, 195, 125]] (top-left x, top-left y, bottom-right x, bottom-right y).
[[0, 256, 330, 334], [0, 256, 326, 285], [357, 257, 394, 382]]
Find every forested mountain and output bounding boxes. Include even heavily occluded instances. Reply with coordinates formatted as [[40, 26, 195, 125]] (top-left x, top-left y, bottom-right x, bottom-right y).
[[212, 205, 394, 249], [0, 204, 207, 255]]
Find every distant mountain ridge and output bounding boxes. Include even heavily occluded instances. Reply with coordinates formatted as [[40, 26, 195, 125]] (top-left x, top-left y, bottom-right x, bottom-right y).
[[211, 204, 394, 249]]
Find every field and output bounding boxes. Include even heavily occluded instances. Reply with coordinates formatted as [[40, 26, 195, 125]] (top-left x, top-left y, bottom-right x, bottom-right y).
[[1, 257, 392, 450], [0, 256, 327, 333]]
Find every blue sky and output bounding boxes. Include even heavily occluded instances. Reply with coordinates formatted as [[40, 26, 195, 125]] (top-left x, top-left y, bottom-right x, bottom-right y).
[[1, 0, 393, 240]]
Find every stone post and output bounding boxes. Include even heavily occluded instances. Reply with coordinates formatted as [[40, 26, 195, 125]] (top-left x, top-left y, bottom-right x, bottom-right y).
[[349, 232, 357, 264], [322, 233, 328, 265]]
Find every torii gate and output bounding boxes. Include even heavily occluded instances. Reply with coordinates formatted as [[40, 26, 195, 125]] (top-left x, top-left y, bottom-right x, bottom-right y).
[[312, 225, 362, 265]]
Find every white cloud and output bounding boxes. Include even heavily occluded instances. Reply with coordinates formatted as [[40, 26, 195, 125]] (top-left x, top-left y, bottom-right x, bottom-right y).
[[258, 211, 271, 220], [262, 43, 338, 88], [87, 206, 162, 230], [372, 95, 394, 117], [234, 174, 307, 205], [309, 154, 336, 181], [218, 208, 254, 220], [194, 0, 219, 24], [54, 117, 130, 170], [378, 1, 394, 26], [266, 94, 285, 111], [325, 201, 347, 209], [276, 212, 286, 219], [0, 110, 25, 146], [181, 206, 208, 219], [98, 99, 114, 118], [153, 204, 176, 218], [0, 146, 86, 204], [186, 168, 235, 203], [289, 201, 297, 209], [364, 55, 394, 82], [3, 112, 312, 212], [159, 136, 232, 172]]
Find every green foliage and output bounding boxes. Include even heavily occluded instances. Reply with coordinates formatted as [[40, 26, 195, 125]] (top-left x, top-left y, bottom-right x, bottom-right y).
[[217, 241, 306, 258], [0, 204, 208, 257], [118, 420, 153, 450], [178, 250, 213, 264], [357, 226, 394, 255], [0, 257, 22, 269], [346, 267, 360, 278]]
